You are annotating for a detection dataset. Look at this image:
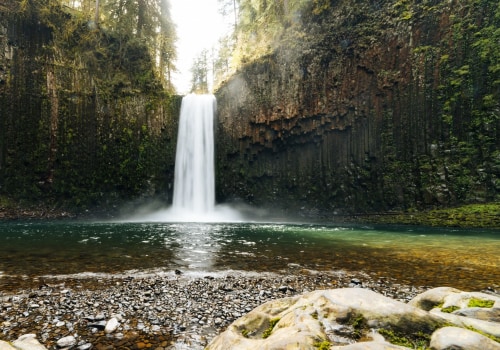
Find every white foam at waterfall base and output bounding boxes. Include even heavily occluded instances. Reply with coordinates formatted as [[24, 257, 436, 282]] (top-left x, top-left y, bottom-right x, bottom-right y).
[[129, 94, 244, 223]]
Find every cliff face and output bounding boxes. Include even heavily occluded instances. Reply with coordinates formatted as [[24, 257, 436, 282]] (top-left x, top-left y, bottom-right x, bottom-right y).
[[216, 0, 500, 214], [0, 3, 179, 210]]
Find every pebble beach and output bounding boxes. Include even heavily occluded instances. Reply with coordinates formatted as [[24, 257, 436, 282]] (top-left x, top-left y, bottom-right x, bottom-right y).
[[0, 268, 435, 350]]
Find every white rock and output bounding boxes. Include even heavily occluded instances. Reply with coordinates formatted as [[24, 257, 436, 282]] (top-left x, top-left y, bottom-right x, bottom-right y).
[[56, 335, 77, 348], [76, 344, 92, 350], [206, 288, 447, 350], [430, 326, 500, 350], [11, 334, 48, 350], [104, 317, 120, 334], [0, 340, 16, 350], [207, 287, 500, 350], [409, 287, 500, 312], [429, 309, 500, 338], [110, 313, 124, 322], [408, 287, 462, 310], [331, 342, 409, 349]]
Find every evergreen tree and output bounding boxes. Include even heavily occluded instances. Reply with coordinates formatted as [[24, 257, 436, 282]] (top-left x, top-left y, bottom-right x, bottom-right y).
[[191, 49, 209, 94]]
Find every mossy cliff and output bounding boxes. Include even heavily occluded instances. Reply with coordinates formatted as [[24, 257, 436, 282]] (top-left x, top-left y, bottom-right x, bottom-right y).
[[215, 0, 500, 215], [0, 0, 179, 212]]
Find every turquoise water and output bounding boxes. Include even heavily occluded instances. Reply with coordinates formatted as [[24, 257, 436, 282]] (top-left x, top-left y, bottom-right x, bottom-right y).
[[0, 221, 498, 290]]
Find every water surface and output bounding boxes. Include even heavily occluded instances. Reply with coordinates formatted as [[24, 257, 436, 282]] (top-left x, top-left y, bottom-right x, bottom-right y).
[[0, 221, 498, 291]]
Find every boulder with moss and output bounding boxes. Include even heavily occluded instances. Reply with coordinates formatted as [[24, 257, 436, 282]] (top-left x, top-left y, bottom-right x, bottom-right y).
[[206, 287, 500, 350]]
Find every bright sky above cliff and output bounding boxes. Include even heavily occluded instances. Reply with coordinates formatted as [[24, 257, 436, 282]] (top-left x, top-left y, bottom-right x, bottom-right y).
[[170, 0, 228, 94]]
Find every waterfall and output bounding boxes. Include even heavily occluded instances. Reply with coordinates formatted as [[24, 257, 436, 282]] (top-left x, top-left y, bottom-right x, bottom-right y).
[[127, 93, 244, 222], [172, 94, 216, 214]]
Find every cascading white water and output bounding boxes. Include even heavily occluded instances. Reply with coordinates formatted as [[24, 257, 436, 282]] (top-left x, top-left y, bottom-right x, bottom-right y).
[[172, 94, 216, 214], [127, 93, 244, 222]]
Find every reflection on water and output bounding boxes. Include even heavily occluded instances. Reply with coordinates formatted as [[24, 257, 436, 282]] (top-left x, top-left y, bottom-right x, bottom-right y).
[[0, 221, 498, 290], [167, 223, 225, 269]]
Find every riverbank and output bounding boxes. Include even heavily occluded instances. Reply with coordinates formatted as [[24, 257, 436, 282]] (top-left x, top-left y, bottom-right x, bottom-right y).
[[0, 269, 437, 350], [1, 200, 500, 228], [360, 203, 500, 229], [2, 269, 498, 350]]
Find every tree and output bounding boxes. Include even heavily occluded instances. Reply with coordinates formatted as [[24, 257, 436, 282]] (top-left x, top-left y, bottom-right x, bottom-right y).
[[191, 50, 209, 94], [156, 0, 177, 91], [218, 0, 240, 29], [213, 35, 234, 89], [98, 0, 176, 90]]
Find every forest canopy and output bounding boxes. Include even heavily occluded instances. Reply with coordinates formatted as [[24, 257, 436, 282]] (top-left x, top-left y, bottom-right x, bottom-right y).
[[7, 0, 178, 91]]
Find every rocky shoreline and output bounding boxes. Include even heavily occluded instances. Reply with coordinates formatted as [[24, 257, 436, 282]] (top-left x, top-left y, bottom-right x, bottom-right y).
[[2, 201, 500, 228], [0, 268, 438, 350]]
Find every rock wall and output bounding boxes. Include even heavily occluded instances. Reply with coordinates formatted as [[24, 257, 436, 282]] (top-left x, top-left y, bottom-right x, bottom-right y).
[[215, 0, 500, 214], [0, 5, 180, 211]]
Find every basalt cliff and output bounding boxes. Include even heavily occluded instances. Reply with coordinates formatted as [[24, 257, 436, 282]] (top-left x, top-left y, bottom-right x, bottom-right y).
[[0, 0, 499, 217], [215, 0, 500, 215]]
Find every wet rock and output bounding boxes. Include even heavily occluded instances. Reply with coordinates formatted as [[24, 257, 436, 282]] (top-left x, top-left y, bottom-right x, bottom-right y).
[[87, 321, 106, 329], [76, 344, 92, 350], [0, 271, 434, 350], [104, 317, 119, 334], [56, 335, 77, 348]]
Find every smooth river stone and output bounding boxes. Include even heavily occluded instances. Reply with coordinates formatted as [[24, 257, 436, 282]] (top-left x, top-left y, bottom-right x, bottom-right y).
[[56, 335, 77, 348], [104, 317, 120, 334]]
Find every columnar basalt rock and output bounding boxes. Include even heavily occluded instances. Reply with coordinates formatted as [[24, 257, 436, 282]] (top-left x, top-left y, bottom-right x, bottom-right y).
[[215, 0, 500, 215]]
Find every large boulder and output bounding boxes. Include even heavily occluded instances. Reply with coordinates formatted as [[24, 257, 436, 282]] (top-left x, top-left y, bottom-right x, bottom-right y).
[[430, 327, 500, 350], [409, 287, 500, 338], [206, 288, 500, 350], [10, 335, 47, 350], [0, 341, 16, 350]]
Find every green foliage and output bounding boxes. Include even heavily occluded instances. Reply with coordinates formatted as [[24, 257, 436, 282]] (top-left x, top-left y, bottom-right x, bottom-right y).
[[441, 305, 460, 313], [191, 49, 210, 94], [231, 0, 310, 67], [262, 318, 280, 339], [378, 328, 431, 349], [465, 325, 500, 343], [313, 340, 331, 350], [312, 0, 330, 15], [468, 298, 495, 308], [0, 0, 179, 211], [348, 314, 366, 339], [366, 203, 500, 228]]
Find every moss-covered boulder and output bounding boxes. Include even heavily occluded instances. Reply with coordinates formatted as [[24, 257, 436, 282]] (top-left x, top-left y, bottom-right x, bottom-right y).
[[206, 287, 500, 350]]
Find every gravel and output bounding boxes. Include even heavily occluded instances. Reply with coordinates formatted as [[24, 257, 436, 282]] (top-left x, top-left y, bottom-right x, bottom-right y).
[[0, 268, 430, 349]]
